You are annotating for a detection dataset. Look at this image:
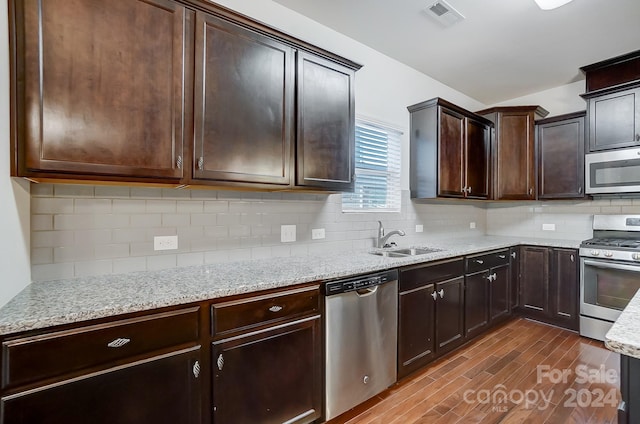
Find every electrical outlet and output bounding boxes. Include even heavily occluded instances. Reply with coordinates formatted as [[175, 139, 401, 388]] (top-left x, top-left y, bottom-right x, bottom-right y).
[[415, 224, 424, 233], [281, 225, 296, 243], [470, 222, 476, 229], [154, 235, 178, 251], [312, 228, 325, 240], [542, 223, 556, 231]]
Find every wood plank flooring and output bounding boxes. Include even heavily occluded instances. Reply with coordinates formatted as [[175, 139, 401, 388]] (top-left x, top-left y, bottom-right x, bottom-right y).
[[329, 318, 620, 424]]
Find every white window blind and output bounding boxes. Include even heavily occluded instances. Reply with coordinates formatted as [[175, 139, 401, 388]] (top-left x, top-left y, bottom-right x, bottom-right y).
[[342, 119, 402, 212]]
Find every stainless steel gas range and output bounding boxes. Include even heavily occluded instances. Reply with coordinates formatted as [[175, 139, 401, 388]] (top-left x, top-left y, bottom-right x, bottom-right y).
[[579, 215, 640, 341]]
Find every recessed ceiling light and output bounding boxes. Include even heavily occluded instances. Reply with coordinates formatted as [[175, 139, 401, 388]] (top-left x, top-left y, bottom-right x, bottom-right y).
[[534, 0, 574, 10]]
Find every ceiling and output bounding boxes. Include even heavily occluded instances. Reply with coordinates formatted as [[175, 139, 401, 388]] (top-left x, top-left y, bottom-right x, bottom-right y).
[[272, 0, 640, 105]]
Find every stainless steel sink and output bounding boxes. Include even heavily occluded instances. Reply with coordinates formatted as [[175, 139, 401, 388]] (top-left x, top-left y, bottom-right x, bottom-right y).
[[370, 247, 442, 258]]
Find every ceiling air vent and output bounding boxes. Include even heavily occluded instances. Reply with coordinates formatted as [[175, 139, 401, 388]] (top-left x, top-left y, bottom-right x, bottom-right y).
[[426, 0, 465, 27]]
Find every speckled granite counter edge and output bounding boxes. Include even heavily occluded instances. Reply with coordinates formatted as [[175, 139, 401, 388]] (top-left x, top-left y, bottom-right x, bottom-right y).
[[605, 289, 640, 360], [0, 236, 581, 336]]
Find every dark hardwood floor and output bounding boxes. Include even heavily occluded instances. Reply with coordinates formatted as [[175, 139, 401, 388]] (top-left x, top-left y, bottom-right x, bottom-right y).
[[329, 318, 620, 424]]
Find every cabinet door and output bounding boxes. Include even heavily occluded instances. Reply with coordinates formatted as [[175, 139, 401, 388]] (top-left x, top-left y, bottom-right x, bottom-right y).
[[588, 88, 640, 152], [296, 52, 355, 190], [18, 0, 190, 180], [509, 247, 520, 310], [193, 13, 293, 186], [551, 249, 579, 330], [490, 264, 510, 322], [435, 276, 465, 354], [492, 111, 536, 200], [438, 107, 465, 198], [464, 271, 489, 338], [398, 284, 436, 379], [1, 347, 201, 424], [465, 117, 491, 199], [519, 246, 550, 316], [537, 115, 586, 199], [212, 316, 321, 424]]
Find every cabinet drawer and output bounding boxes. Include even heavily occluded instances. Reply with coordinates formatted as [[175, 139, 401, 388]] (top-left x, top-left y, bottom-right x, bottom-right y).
[[211, 286, 319, 337], [2, 306, 200, 389], [400, 258, 464, 292], [466, 250, 510, 274]]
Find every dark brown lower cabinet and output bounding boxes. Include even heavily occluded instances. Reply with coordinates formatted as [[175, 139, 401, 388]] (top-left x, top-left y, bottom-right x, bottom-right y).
[[510, 247, 520, 311], [1, 347, 201, 424], [519, 246, 579, 330], [398, 259, 465, 379], [212, 316, 321, 424], [464, 250, 511, 339]]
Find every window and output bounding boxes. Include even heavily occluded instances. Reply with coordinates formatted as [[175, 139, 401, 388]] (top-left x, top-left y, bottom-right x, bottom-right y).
[[342, 118, 402, 212]]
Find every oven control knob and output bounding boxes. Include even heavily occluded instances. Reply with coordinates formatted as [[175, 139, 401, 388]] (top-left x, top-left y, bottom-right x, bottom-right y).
[[633, 253, 640, 261], [604, 251, 613, 258], [590, 250, 600, 256]]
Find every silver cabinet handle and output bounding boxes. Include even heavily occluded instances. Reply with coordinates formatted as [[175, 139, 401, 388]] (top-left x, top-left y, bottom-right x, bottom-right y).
[[197, 157, 204, 170], [511, 252, 516, 259], [487, 274, 493, 282], [431, 291, 437, 301], [107, 338, 130, 348], [570, 254, 575, 262], [176, 156, 183, 169], [217, 354, 224, 371], [193, 361, 201, 378], [467, 186, 472, 193], [493, 273, 497, 280], [529, 188, 533, 196], [269, 305, 283, 312], [475, 259, 484, 264], [578, 186, 582, 194], [438, 289, 444, 298], [498, 255, 506, 259]]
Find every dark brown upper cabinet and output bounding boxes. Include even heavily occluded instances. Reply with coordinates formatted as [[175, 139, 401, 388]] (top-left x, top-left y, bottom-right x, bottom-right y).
[[10, 0, 361, 192], [580, 50, 640, 152], [583, 87, 640, 152], [476, 106, 548, 200], [192, 12, 294, 187], [408, 98, 492, 200], [536, 111, 586, 199], [12, 0, 192, 182], [296, 52, 356, 191]]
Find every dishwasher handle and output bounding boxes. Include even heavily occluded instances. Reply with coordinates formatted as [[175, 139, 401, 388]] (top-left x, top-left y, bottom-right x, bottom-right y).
[[356, 286, 379, 297]]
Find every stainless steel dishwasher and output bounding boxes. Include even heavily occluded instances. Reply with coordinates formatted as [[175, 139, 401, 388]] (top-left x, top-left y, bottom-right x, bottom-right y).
[[323, 269, 398, 421]]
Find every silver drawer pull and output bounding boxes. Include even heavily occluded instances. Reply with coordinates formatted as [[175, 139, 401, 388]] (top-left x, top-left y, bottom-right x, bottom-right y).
[[107, 338, 131, 348], [269, 305, 283, 312], [438, 289, 444, 298], [498, 255, 506, 259], [475, 259, 484, 264], [193, 361, 201, 378]]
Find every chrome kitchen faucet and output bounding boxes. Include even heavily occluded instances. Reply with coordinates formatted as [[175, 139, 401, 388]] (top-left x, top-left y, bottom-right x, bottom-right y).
[[376, 221, 406, 248]]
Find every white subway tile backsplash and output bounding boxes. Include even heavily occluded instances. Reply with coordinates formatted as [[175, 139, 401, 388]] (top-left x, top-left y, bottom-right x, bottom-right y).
[[32, 198, 74, 214], [31, 184, 609, 282], [75, 260, 113, 277], [74, 199, 112, 214], [146, 255, 177, 271], [32, 263, 75, 281], [113, 257, 147, 274], [31, 215, 53, 231]]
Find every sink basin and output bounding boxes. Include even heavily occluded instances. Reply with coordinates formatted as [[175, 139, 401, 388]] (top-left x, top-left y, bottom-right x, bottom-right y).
[[370, 247, 442, 258]]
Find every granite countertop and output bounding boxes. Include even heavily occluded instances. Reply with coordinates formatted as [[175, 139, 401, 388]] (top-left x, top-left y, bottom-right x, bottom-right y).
[[0, 236, 581, 336], [605, 290, 640, 360]]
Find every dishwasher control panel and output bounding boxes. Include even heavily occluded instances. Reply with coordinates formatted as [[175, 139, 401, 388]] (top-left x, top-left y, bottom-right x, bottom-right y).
[[324, 270, 398, 295]]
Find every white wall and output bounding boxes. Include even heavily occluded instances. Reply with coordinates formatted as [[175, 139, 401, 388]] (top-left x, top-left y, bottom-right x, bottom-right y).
[[0, 2, 31, 307], [490, 80, 587, 117]]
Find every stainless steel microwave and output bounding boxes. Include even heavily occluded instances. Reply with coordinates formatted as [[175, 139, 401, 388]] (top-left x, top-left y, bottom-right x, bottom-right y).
[[586, 147, 640, 194]]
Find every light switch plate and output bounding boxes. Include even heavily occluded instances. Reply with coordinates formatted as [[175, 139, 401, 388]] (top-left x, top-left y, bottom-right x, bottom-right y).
[[542, 223, 556, 231], [415, 225, 424, 233], [154, 235, 178, 251], [470, 222, 476, 229], [312, 228, 325, 240], [281, 225, 297, 242]]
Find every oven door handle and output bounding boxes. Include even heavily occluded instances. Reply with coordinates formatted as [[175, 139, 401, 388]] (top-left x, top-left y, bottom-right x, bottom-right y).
[[583, 259, 640, 272]]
